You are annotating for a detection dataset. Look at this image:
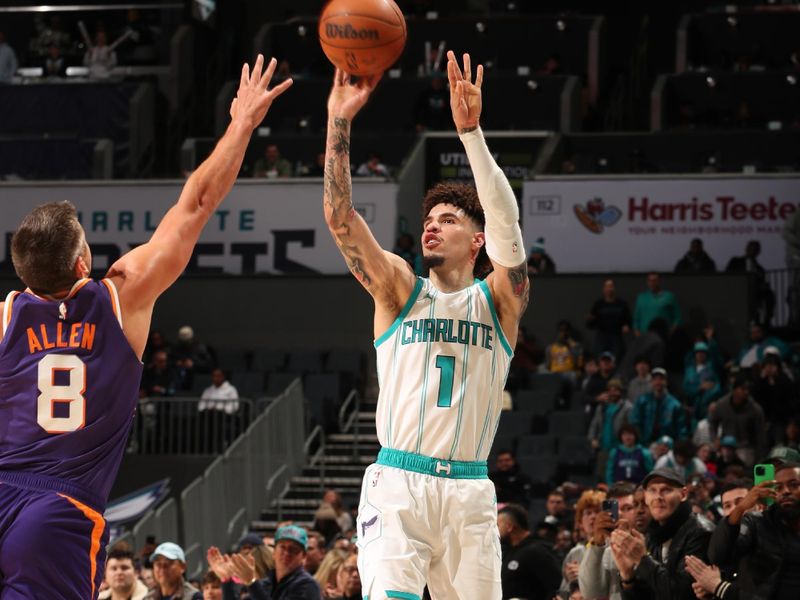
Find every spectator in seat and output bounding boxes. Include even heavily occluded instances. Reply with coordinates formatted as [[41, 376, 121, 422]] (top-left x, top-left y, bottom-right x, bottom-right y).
[[652, 435, 674, 463], [393, 232, 423, 275], [708, 462, 800, 600], [633, 273, 681, 336], [545, 320, 583, 398], [174, 325, 213, 390], [527, 238, 556, 275], [100, 547, 149, 600], [314, 549, 348, 598], [0, 30, 18, 84], [328, 554, 361, 600], [490, 450, 533, 506], [610, 467, 714, 600], [675, 238, 717, 273], [715, 436, 745, 480], [752, 353, 798, 446], [589, 378, 632, 479], [200, 571, 221, 600], [586, 278, 632, 360], [145, 542, 201, 600], [737, 321, 791, 369], [323, 489, 353, 534], [584, 351, 619, 402], [140, 349, 178, 398], [606, 424, 654, 485], [84, 30, 118, 79], [546, 488, 575, 531], [508, 326, 545, 390], [579, 482, 640, 600], [42, 43, 67, 78], [304, 532, 326, 576], [355, 152, 390, 177], [710, 375, 767, 466], [630, 367, 687, 446], [218, 526, 320, 600], [726, 240, 775, 325], [308, 152, 326, 177], [497, 503, 561, 600], [654, 439, 708, 481], [144, 330, 171, 367], [785, 419, 800, 452], [683, 342, 722, 423], [413, 73, 448, 131], [199, 368, 239, 413], [627, 356, 652, 404], [559, 490, 606, 594], [253, 144, 292, 178]]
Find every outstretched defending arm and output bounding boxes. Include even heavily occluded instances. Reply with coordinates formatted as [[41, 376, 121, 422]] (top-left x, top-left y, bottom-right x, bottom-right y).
[[447, 51, 529, 345], [323, 69, 415, 334], [107, 55, 292, 358]]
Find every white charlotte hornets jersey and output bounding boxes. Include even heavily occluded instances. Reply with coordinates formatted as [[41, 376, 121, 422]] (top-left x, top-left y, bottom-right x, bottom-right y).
[[374, 277, 513, 462]]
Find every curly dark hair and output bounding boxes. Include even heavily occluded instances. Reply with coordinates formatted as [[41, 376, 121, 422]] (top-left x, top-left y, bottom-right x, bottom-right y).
[[421, 182, 490, 277], [421, 181, 485, 229]]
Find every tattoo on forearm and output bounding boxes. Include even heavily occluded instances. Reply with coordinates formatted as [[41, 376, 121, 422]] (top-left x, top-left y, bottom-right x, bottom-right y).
[[508, 263, 530, 311], [458, 125, 478, 135], [324, 117, 372, 287]]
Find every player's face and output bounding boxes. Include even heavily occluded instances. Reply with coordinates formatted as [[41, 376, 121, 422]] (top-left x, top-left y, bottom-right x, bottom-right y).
[[421, 203, 481, 268], [105, 558, 136, 591]]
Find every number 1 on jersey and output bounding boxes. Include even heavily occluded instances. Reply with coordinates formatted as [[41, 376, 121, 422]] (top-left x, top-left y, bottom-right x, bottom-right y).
[[435, 354, 455, 408]]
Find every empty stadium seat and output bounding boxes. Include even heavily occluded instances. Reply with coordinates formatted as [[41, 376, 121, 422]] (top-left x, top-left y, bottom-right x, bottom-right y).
[[517, 457, 557, 485], [250, 350, 285, 373], [516, 434, 557, 457], [548, 411, 588, 437], [557, 435, 594, 466]]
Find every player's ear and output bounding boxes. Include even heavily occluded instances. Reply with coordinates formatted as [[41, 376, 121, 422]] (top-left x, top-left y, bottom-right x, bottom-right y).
[[473, 231, 485, 248], [74, 254, 90, 279]]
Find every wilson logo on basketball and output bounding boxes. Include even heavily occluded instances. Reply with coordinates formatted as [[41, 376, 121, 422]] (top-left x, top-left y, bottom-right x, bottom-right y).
[[325, 24, 380, 40], [574, 197, 622, 234]]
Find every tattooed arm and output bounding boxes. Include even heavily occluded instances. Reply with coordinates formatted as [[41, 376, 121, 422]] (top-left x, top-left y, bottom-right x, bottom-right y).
[[323, 69, 415, 335]]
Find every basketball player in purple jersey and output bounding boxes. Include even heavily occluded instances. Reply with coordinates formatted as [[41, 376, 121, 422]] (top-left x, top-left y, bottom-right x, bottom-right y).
[[0, 55, 291, 600]]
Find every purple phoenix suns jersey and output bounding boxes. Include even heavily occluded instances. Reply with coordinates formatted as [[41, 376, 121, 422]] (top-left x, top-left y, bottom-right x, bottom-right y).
[[0, 278, 142, 508]]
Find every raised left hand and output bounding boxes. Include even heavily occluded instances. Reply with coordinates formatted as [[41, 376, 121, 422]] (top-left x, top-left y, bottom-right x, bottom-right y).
[[446, 50, 483, 132], [229, 55, 293, 130], [224, 552, 256, 584]]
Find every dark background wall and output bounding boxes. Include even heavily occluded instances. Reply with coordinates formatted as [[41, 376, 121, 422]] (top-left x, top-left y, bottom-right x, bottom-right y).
[[0, 272, 750, 358]]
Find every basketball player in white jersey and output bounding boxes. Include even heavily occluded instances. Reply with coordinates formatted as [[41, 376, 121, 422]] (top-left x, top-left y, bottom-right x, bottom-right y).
[[322, 51, 529, 600]]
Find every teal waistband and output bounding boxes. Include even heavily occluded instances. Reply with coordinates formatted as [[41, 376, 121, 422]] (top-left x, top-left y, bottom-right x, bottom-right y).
[[377, 448, 488, 479]]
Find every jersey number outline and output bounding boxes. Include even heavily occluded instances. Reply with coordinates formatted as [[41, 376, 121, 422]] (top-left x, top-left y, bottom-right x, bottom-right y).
[[435, 354, 455, 408], [37, 354, 87, 434]]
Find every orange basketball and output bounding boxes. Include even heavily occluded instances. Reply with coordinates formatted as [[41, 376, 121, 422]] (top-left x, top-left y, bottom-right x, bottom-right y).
[[318, 0, 407, 76]]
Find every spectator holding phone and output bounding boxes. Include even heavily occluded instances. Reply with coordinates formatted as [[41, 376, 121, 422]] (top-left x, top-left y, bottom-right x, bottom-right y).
[[578, 482, 639, 600], [708, 463, 800, 599]]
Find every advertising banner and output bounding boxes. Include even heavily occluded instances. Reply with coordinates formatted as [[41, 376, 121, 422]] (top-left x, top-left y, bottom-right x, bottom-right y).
[[0, 180, 397, 275], [522, 177, 800, 272], [425, 133, 547, 199]]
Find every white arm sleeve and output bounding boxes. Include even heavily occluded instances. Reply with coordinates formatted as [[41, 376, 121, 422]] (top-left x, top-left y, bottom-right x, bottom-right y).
[[458, 127, 525, 268]]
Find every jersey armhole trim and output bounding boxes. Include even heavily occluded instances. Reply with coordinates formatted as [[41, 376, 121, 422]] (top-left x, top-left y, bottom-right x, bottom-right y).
[[2, 291, 20, 335], [100, 279, 123, 329], [477, 279, 513, 358], [374, 277, 424, 349]]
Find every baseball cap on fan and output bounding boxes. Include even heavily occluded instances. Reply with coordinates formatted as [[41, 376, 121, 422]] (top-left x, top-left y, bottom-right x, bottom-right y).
[[275, 525, 308, 551], [151, 542, 186, 562]]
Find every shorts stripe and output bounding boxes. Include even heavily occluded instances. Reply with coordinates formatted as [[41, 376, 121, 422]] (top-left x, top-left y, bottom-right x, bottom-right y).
[[386, 592, 421, 600], [58, 493, 106, 598]]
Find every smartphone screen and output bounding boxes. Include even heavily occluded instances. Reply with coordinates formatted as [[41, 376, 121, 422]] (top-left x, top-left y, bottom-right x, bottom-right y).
[[754, 463, 776, 505], [602, 499, 619, 522]]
